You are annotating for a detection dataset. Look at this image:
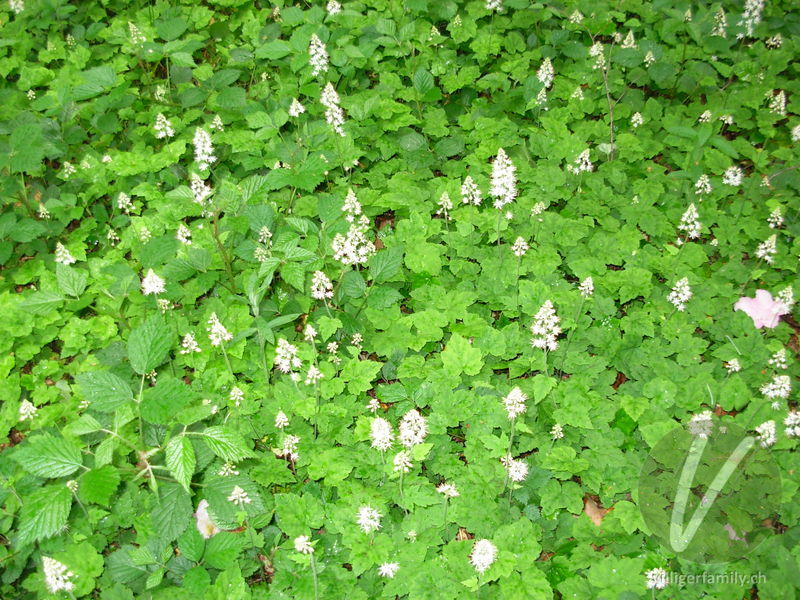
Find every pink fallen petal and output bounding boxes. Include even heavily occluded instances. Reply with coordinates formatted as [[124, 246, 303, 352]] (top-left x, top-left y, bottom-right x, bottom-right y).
[[734, 289, 783, 329]]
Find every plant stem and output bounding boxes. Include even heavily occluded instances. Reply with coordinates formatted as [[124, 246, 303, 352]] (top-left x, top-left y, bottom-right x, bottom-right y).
[[310, 554, 320, 600], [220, 342, 235, 380], [211, 212, 236, 293], [442, 497, 449, 530], [501, 418, 516, 494], [558, 296, 585, 374]]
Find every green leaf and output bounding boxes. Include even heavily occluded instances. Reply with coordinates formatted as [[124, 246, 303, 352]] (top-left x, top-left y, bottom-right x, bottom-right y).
[[56, 263, 88, 298], [19, 290, 64, 315], [200, 426, 255, 462], [166, 436, 196, 492], [75, 371, 133, 412], [141, 376, 195, 424], [368, 246, 404, 283], [79, 465, 120, 506], [12, 434, 83, 478], [441, 333, 484, 377], [178, 526, 205, 563], [16, 485, 72, 546], [413, 68, 434, 96], [341, 269, 366, 298], [127, 315, 172, 375], [204, 532, 246, 570], [152, 483, 192, 543]]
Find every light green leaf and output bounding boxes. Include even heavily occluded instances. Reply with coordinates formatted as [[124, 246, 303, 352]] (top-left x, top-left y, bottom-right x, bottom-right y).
[[75, 371, 133, 413], [12, 434, 83, 478], [441, 333, 484, 377], [166, 436, 196, 492], [200, 427, 255, 463], [16, 485, 72, 546], [128, 315, 172, 375]]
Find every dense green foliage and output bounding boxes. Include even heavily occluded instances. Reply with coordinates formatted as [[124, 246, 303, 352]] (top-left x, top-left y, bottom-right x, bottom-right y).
[[1, 0, 799, 598]]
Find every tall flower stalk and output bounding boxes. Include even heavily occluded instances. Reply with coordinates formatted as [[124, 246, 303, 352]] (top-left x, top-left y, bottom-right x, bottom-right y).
[[500, 387, 526, 493]]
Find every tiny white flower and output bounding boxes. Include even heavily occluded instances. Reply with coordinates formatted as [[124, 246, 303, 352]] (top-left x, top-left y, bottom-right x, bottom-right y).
[[141, 269, 165, 296], [724, 359, 741, 373], [180, 332, 201, 354], [289, 98, 306, 117], [378, 562, 399, 578], [688, 410, 713, 439], [275, 411, 289, 429], [436, 482, 459, 498], [667, 277, 692, 311], [755, 420, 776, 448], [393, 450, 412, 473], [511, 237, 528, 257], [227, 485, 251, 506], [42, 557, 75, 594], [470, 539, 497, 574], [356, 505, 382, 533], [207, 312, 233, 347], [18, 400, 37, 422], [502, 387, 527, 420], [154, 113, 174, 139], [294, 535, 315, 554], [55, 242, 76, 265], [370, 417, 394, 451], [645, 567, 668, 590], [755, 234, 777, 264], [550, 423, 564, 440]]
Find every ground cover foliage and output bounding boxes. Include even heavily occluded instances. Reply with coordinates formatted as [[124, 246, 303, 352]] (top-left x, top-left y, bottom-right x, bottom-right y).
[[1, 0, 800, 598]]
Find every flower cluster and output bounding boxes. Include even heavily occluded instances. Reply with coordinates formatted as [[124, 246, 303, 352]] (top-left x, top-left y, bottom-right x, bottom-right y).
[[398, 409, 428, 448], [567, 149, 593, 174], [370, 417, 394, 451], [331, 189, 375, 265], [678, 203, 701, 240], [760, 375, 791, 400], [275, 338, 302, 379], [320, 82, 346, 136], [460, 176, 482, 205], [667, 278, 692, 311], [537, 58, 554, 88], [645, 568, 668, 590], [502, 387, 527, 420], [193, 127, 216, 170], [356, 505, 382, 533], [308, 34, 329, 77], [688, 410, 713, 439], [530, 300, 561, 351], [694, 174, 712, 196], [154, 113, 174, 139], [470, 539, 497, 574], [489, 148, 517, 209], [289, 98, 305, 117], [42, 557, 75, 594], [310, 271, 334, 300], [755, 234, 777, 264], [755, 420, 776, 448], [207, 313, 233, 347]]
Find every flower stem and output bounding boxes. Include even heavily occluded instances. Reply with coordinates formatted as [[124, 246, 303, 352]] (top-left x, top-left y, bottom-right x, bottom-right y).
[[501, 418, 516, 494], [220, 342, 235, 380], [310, 554, 320, 600], [558, 296, 585, 374]]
